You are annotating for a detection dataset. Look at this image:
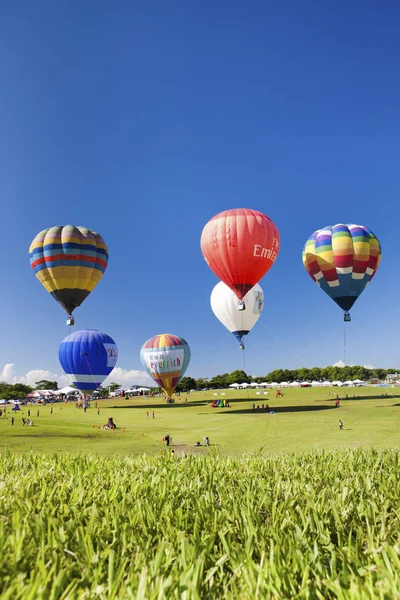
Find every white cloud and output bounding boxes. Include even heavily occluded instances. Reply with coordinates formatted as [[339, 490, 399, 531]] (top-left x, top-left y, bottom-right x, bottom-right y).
[[333, 360, 347, 368], [1, 363, 16, 381], [103, 368, 154, 388], [0, 363, 69, 388], [332, 360, 375, 369], [1, 363, 154, 390]]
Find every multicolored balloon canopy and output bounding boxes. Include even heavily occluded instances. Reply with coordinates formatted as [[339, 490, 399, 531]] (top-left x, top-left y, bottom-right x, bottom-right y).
[[211, 281, 264, 349], [200, 208, 280, 300], [29, 225, 108, 319], [302, 224, 381, 319], [140, 334, 191, 398], [58, 329, 118, 396]]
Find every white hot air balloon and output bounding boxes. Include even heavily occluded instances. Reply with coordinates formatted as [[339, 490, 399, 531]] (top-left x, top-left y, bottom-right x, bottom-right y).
[[210, 282, 264, 350]]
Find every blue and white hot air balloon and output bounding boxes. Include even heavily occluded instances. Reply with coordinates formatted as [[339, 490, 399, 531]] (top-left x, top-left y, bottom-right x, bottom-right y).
[[58, 329, 118, 395]]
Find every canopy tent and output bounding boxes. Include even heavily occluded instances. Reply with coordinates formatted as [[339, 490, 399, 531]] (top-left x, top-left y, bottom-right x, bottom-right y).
[[322, 381, 332, 386], [239, 383, 250, 388], [353, 379, 365, 385], [58, 386, 78, 395], [125, 387, 151, 394], [311, 381, 323, 386], [290, 381, 301, 387], [249, 382, 259, 387], [229, 383, 240, 388], [332, 381, 343, 386], [259, 382, 269, 387], [301, 382, 311, 387]]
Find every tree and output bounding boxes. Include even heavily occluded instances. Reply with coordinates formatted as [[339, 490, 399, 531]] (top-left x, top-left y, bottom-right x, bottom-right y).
[[107, 382, 121, 393], [0, 382, 33, 400], [176, 377, 197, 392], [227, 370, 250, 385], [195, 378, 210, 389], [35, 380, 59, 390]]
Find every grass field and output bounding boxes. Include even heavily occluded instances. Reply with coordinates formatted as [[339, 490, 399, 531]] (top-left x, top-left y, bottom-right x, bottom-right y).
[[2, 449, 400, 599], [2, 387, 400, 598], [1, 386, 400, 456]]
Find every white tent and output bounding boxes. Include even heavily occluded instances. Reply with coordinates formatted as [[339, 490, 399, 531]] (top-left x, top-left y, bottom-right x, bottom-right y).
[[250, 382, 259, 387], [353, 379, 365, 385], [239, 383, 250, 388], [290, 381, 301, 387], [259, 382, 269, 387], [332, 381, 343, 386], [58, 386, 78, 395], [229, 383, 240, 388], [269, 382, 279, 387], [322, 381, 332, 387], [311, 381, 323, 386]]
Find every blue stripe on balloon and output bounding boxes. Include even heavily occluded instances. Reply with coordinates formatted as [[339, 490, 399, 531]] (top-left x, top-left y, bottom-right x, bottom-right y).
[[30, 243, 108, 256], [33, 259, 105, 273]]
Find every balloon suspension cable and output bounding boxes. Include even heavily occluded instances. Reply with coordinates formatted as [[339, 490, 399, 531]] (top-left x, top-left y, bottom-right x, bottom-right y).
[[82, 352, 97, 398], [343, 322, 347, 366]]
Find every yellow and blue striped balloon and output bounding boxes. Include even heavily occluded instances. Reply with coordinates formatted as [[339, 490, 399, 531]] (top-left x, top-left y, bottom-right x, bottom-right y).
[[29, 225, 108, 318]]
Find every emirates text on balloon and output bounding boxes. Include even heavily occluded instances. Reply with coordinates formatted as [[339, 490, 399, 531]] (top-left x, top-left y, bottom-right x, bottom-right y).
[[253, 244, 278, 261]]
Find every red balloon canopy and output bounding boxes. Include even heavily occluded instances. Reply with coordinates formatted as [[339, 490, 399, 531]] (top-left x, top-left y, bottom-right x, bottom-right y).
[[200, 208, 280, 299]]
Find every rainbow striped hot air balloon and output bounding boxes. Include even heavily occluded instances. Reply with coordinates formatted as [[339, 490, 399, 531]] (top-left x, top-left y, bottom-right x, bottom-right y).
[[302, 224, 381, 321], [140, 334, 191, 399], [29, 225, 108, 325]]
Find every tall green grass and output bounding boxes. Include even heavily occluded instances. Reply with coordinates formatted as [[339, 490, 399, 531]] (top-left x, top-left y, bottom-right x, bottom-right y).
[[1, 449, 400, 598]]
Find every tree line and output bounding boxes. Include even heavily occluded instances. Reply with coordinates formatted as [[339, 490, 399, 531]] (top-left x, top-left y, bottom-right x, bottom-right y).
[[175, 366, 398, 392], [0, 366, 398, 399]]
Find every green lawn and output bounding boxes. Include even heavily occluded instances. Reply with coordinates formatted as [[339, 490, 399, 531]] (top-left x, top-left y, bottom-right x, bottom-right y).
[[1, 386, 399, 456]]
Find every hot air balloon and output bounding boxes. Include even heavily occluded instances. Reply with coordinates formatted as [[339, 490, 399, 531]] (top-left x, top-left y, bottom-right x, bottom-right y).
[[211, 282, 264, 349], [200, 209, 280, 304], [302, 224, 381, 321], [29, 225, 108, 325], [140, 334, 191, 400], [58, 329, 118, 396]]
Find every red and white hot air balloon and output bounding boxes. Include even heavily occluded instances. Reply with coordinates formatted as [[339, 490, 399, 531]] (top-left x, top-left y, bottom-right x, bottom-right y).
[[200, 208, 280, 299]]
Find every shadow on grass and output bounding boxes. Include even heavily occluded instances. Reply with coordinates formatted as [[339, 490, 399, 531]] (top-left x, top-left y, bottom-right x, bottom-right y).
[[109, 402, 209, 409], [221, 404, 335, 415], [316, 395, 400, 402]]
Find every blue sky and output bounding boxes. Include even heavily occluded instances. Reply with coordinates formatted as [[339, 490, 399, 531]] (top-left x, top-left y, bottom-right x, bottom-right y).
[[0, 1, 399, 386]]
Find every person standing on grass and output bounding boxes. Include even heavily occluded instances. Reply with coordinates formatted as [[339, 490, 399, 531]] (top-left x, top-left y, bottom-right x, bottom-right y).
[[50, 406, 53, 414], [28, 409, 30, 417], [37, 409, 40, 417], [339, 420, 343, 430], [146, 411, 149, 419], [152, 410, 155, 419], [97, 408, 100, 415], [11, 416, 14, 425]]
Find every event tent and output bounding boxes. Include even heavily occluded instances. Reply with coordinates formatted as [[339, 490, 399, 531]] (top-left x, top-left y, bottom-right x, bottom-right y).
[[58, 386, 78, 395]]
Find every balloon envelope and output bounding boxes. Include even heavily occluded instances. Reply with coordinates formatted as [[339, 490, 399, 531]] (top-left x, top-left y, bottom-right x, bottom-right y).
[[29, 225, 108, 316], [140, 334, 191, 398], [58, 329, 118, 394], [302, 224, 381, 312], [211, 282, 264, 344], [200, 208, 280, 299]]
